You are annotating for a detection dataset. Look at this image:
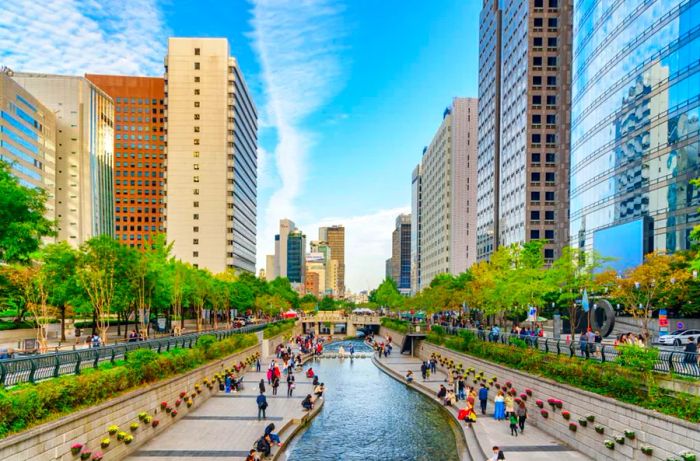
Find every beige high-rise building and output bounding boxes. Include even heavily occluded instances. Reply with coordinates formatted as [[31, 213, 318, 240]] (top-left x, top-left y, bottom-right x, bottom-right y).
[[265, 254, 276, 281], [319, 225, 345, 295], [273, 219, 296, 279], [165, 37, 257, 273], [0, 69, 56, 224], [412, 98, 478, 290], [13, 72, 114, 245]]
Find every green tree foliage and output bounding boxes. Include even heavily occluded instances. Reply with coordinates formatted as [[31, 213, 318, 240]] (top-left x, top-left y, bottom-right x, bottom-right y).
[[0, 161, 56, 264], [373, 277, 404, 310]]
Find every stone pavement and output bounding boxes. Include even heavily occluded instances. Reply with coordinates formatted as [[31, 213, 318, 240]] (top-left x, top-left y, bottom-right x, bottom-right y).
[[126, 356, 320, 461], [375, 350, 591, 461]]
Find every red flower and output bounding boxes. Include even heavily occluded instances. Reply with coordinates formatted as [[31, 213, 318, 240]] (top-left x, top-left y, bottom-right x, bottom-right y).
[[179, 391, 187, 398], [175, 399, 182, 407], [160, 401, 167, 409], [535, 399, 544, 408], [525, 389, 533, 396], [540, 409, 549, 418], [562, 411, 571, 420], [171, 410, 178, 417]]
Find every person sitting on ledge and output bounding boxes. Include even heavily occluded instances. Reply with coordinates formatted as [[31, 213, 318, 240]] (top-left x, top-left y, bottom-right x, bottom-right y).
[[405, 370, 414, 383], [245, 449, 259, 461], [302, 394, 314, 411], [437, 384, 447, 401], [444, 389, 457, 407], [264, 423, 282, 447], [306, 367, 315, 378], [312, 375, 320, 386], [314, 383, 325, 398]]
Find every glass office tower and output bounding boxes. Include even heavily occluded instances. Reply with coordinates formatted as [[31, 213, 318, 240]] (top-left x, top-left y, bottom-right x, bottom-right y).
[[570, 0, 700, 270]]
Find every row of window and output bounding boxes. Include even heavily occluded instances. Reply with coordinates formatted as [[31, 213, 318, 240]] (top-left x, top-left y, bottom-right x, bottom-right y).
[[115, 161, 163, 167], [532, 95, 557, 105], [116, 123, 164, 131], [114, 97, 163, 105], [115, 189, 165, 196], [533, 56, 558, 67], [116, 115, 161, 123], [531, 172, 556, 182], [533, 17, 558, 28], [116, 106, 164, 114], [115, 134, 165, 141], [530, 210, 556, 220], [116, 216, 163, 223], [115, 207, 162, 213], [115, 198, 161, 204], [531, 133, 556, 144], [115, 171, 162, 177], [115, 152, 165, 159], [115, 180, 163, 186]]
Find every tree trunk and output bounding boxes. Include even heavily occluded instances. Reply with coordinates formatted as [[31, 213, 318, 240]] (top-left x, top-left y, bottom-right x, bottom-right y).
[[60, 306, 66, 342], [91, 310, 97, 336], [117, 311, 122, 337]]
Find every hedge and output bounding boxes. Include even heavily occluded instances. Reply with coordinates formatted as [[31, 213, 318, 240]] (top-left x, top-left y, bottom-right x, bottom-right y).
[[0, 333, 258, 438], [262, 319, 296, 339], [380, 318, 409, 334], [384, 325, 700, 423]]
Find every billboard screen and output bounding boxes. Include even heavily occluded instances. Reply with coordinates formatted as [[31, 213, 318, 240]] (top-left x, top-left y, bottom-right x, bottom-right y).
[[593, 218, 645, 273]]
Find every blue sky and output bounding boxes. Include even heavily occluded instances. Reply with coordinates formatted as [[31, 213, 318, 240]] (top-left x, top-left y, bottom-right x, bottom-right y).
[[0, 0, 480, 292]]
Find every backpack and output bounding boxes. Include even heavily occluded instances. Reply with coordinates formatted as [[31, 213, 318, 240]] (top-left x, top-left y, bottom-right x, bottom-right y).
[[256, 437, 268, 451], [498, 450, 505, 460]]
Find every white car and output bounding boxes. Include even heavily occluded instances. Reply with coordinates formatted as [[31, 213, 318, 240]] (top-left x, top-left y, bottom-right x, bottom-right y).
[[657, 329, 700, 346]]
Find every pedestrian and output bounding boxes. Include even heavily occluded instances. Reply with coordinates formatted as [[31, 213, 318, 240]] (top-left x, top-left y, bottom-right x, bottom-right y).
[[516, 401, 527, 433], [509, 412, 519, 436], [245, 449, 259, 461], [255, 435, 271, 457], [256, 357, 261, 372], [314, 383, 325, 398], [489, 446, 506, 460], [225, 374, 232, 393], [266, 367, 273, 385], [430, 357, 437, 374], [580, 332, 589, 359], [259, 379, 266, 394], [494, 391, 505, 420], [504, 393, 515, 417], [287, 373, 295, 397], [684, 337, 699, 374], [272, 375, 280, 396], [264, 423, 282, 447], [457, 377, 466, 401], [302, 394, 314, 411], [478, 383, 489, 415], [420, 361, 428, 380], [256, 391, 268, 420]]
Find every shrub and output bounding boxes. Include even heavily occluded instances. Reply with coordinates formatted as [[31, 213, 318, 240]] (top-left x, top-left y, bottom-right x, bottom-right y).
[[379, 318, 409, 334], [604, 440, 615, 449], [108, 425, 119, 435], [641, 446, 653, 455], [569, 422, 577, 432], [196, 335, 216, 354], [263, 319, 296, 339], [100, 438, 110, 448], [595, 425, 604, 434]]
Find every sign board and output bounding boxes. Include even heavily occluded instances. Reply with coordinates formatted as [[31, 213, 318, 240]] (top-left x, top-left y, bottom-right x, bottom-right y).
[[677, 321, 685, 331], [658, 309, 668, 336], [527, 306, 537, 322], [157, 317, 167, 330]]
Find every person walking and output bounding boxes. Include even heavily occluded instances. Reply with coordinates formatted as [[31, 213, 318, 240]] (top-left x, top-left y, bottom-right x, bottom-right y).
[[256, 357, 261, 372], [580, 331, 589, 359], [420, 361, 428, 381], [684, 337, 699, 374], [272, 375, 280, 396], [256, 391, 268, 420], [504, 393, 515, 417], [494, 391, 505, 421], [457, 377, 466, 401], [516, 401, 527, 433], [509, 412, 519, 436], [259, 379, 266, 395], [287, 373, 295, 397], [266, 366, 273, 385], [478, 384, 489, 415]]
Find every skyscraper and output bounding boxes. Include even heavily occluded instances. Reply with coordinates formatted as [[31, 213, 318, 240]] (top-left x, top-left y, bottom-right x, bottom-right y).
[[569, 0, 700, 268], [319, 225, 345, 295], [13, 73, 114, 245], [286, 229, 306, 284], [411, 164, 422, 293], [0, 69, 56, 223], [165, 37, 257, 273], [412, 98, 478, 290], [273, 219, 296, 279], [85, 75, 166, 249], [391, 213, 412, 293], [476, 0, 573, 263]]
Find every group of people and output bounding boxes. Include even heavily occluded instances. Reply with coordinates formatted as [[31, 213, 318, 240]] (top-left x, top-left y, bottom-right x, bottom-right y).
[[247, 423, 282, 460], [301, 367, 325, 410], [575, 328, 604, 359], [368, 334, 393, 358], [493, 390, 527, 436], [613, 332, 648, 347]]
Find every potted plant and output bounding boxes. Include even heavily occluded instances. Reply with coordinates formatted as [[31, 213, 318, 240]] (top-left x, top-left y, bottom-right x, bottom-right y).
[[594, 425, 604, 434], [519, 393, 527, 401], [604, 440, 615, 449], [624, 430, 635, 440], [179, 391, 187, 399], [171, 409, 178, 417], [117, 432, 127, 441], [680, 451, 697, 461], [569, 423, 577, 432], [80, 450, 92, 460], [186, 399, 193, 408], [130, 422, 139, 431], [578, 418, 587, 427], [100, 438, 110, 449], [555, 400, 563, 409], [615, 436, 625, 445], [505, 381, 512, 389], [640, 446, 653, 456], [144, 415, 153, 424], [160, 401, 167, 410], [561, 411, 571, 420], [540, 409, 549, 418], [151, 419, 160, 428], [586, 415, 595, 422], [124, 435, 134, 445], [107, 425, 119, 435], [165, 406, 172, 414], [535, 399, 544, 408], [138, 412, 148, 421], [175, 399, 182, 407], [71, 443, 83, 456], [525, 388, 532, 396], [91, 452, 103, 461]]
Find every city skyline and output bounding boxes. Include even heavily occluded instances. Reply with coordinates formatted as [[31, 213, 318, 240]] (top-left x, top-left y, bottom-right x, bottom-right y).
[[0, 0, 480, 292]]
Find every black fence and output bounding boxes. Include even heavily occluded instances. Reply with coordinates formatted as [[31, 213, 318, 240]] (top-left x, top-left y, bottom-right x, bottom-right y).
[[440, 326, 700, 379], [0, 323, 267, 387]]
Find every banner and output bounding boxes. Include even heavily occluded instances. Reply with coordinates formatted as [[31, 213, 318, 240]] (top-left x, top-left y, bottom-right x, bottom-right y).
[[658, 309, 668, 336]]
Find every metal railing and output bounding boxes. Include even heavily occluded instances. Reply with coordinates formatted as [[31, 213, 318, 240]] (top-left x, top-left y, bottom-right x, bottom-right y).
[[0, 323, 267, 387], [439, 326, 700, 379]]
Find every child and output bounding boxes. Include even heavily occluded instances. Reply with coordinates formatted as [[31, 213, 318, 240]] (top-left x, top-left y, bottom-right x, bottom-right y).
[[509, 413, 519, 437]]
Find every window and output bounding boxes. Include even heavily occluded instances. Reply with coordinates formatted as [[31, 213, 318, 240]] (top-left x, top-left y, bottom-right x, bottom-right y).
[[547, 56, 557, 67], [194, 62, 200, 70], [548, 18, 558, 28], [193, 176, 199, 183], [194, 101, 200, 108], [194, 48, 200, 55], [545, 191, 555, 201], [531, 172, 541, 182], [193, 188, 199, 195], [532, 114, 542, 124], [531, 210, 540, 220], [545, 229, 554, 240], [531, 191, 541, 201], [193, 214, 199, 220], [530, 230, 541, 239], [533, 56, 543, 66], [533, 37, 543, 47], [545, 134, 556, 144], [193, 251, 199, 257], [546, 95, 556, 105], [534, 17, 543, 27], [546, 172, 556, 182], [549, 0, 558, 7], [534, 0, 544, 6], [193, 164, 199, 170], [532, 95, 542, 105], [194, 201, 199, 208], [547, 76, 557, 86], [194, 138, 200, 145], [194, 126, 200, 132], [545, 210, 555, 220], [193, 226, 199, 232], [533, 76, 542, 86], [546, 152, 556, 163], [194, 76, 200, 83], [194, 114, 200, 120], [548, 37, 557, 47], [531, 152, 541, 163], [531, 133, 541, 143], [193, 151, 200, 157], [544, 249, 554, 259], [546, 114, 556, 125]]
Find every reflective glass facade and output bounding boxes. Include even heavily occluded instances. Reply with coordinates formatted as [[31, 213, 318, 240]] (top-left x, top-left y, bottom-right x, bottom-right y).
[[570, 0, 700, 255]]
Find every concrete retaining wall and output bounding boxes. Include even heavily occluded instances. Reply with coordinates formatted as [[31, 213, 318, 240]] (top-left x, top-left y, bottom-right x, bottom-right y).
[[0, 334, 281, 461], [380, 326, 700, 461]]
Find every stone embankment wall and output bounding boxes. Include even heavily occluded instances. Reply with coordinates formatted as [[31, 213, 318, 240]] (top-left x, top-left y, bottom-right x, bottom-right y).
[[0, 331, 290, 461], [380, 327, 700, 461]]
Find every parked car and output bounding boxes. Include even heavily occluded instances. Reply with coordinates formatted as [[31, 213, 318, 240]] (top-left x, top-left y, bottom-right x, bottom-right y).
[[657, 329, 700, 346]]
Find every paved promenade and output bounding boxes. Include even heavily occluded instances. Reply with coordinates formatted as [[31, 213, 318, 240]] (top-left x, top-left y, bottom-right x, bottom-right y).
[[374, 349, 590, 461], [127, 356, 320, 461]]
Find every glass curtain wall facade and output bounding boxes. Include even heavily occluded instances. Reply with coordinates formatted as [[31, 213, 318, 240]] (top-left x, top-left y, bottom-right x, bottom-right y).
[[286, 230, 306, 284], [570, 0, 700, 258]]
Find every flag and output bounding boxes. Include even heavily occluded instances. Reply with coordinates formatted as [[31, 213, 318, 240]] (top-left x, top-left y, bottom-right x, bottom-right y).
[[582, 289, 590, 313]]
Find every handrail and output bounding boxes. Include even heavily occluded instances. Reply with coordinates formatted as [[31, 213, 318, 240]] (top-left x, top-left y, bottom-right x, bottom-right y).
[[437, 325, 700, 379], [0, 322, 269, 387]]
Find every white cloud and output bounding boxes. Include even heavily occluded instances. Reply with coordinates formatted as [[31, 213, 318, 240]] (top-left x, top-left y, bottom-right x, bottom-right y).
[[249, 0, 347, 268], [302, 206, 410, 293], [0, 0, 167, 76]]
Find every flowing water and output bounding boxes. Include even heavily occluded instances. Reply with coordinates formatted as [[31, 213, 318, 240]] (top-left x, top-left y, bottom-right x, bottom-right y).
[[284, 340, 460, 461]]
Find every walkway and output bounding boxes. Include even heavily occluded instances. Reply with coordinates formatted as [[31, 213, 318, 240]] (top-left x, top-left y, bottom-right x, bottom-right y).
[[126, 356, 321, 461], [374, 350, 591, 461]]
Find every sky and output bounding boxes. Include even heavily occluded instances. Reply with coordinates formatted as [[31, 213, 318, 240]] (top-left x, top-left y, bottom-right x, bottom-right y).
[[0, 0, 480, 293]]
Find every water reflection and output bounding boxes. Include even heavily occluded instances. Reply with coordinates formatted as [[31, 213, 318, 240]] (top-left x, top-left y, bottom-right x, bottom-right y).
[[284, 340, 459, 461]]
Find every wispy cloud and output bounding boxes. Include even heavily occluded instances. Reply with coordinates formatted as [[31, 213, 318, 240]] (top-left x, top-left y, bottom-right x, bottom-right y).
[[304, 206, 410, 293], [0, 0, 167, 76], [249, 0, 347, 266]]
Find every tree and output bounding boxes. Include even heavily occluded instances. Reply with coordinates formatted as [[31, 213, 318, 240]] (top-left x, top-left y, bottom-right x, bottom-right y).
[[39, 242, 80, 341], [608, 252, 691, 341], [373, 278, 404, 310], [318, 296, 337, 311], [0, 160, 56, 263]]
